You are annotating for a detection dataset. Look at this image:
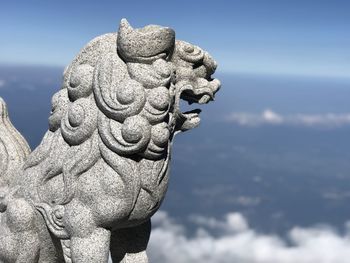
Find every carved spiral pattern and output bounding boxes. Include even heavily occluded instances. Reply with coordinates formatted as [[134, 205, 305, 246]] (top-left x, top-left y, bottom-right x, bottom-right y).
[[142, 122, 170, 159], [127, 59, 172, 89], [151, 123, 170, 147], [177, 41, 204, 64], [61, 97, 98, 145], [49, 89, 69, 132], [141, 86, 170, 124], [93, 53, 146, 122], [67, 64, 94, 101], [98, 114, 151, 155]]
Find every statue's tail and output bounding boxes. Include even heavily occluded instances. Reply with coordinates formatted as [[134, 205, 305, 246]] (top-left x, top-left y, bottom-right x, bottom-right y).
[[35, 203, 71, 261], [35, 202, 69, 238], [0, 97, 31, 187]]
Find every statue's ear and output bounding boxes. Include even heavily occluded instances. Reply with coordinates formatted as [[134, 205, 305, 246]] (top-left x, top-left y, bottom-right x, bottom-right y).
[[0, 97, 31, 186]]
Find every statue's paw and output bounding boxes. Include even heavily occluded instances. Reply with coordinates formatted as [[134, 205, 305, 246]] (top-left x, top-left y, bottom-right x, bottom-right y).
[[6, 198, 36, 231]]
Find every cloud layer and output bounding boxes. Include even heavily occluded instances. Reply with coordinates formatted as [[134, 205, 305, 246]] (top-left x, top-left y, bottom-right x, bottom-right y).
[[225, 109, 350, 128], [148, 211, 350, 263]]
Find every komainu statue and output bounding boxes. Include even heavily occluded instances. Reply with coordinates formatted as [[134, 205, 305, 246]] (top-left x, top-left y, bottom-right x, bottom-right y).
[[0, 19, 220, 263]]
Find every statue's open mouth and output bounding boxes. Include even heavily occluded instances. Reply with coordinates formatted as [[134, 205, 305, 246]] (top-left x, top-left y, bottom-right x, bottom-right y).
[[179, 77, 220, 104], [173, 77, 220, 132], [174, 84, 211, 131], [180, 88, 214, 105], [176, 107, 202, 132], [182, 107, 202, 123]]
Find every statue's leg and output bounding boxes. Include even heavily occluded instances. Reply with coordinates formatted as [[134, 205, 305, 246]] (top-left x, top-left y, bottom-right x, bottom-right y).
[[0, 198, 40, 263], [110, 220, 151, 263], [60, 199, 111, 263], [70, 227, 111, 263]]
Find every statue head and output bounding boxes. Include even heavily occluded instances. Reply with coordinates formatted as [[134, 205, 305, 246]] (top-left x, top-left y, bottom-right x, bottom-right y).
[[33, 19, 220, 214], [115, 20, 220, 134]]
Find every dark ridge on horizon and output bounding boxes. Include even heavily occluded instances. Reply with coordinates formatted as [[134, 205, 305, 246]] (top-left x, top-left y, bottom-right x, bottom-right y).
[[0, 63, 64, 70], [0, 64, 349, 83]]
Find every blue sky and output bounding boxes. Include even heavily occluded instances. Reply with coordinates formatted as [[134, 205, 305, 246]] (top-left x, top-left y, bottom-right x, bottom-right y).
[[1, 0, 349, 78]]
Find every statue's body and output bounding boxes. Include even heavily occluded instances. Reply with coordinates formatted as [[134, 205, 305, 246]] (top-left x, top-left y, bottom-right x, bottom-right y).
[[0, 19, 220, 263]]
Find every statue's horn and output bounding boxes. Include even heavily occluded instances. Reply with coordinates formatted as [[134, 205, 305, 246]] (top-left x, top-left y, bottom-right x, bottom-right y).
[[119, 18, 133, 34], [117, 19, 175, 63]]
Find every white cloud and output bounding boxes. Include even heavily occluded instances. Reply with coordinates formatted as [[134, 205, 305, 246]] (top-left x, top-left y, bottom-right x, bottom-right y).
[[230, 196, 261, 206], [262, 109, 283, 124], [189, 213, 249, 233], [322, 190, 350, 201], [148, 211, 350, 263], [225, 109, 350, 128]]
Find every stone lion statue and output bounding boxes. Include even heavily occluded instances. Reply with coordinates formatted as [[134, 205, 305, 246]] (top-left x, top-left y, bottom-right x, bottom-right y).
[[0, 19, 220, 263]]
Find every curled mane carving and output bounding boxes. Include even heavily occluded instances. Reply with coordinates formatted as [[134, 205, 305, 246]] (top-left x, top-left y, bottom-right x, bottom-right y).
[[20, 18, 220, 235]]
